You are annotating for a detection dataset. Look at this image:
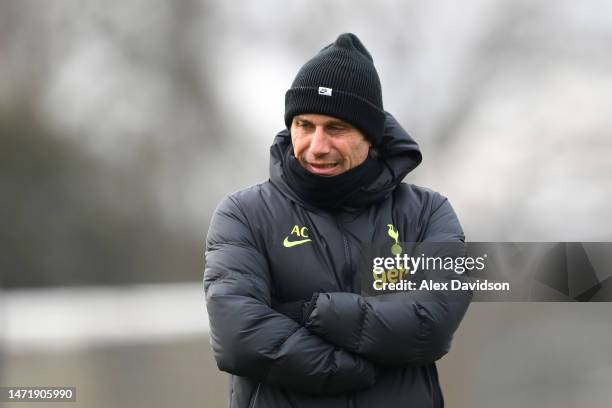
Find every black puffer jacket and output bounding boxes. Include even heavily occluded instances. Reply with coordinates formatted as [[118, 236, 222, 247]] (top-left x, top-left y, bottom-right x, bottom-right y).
[[204, 113, 472, 407]]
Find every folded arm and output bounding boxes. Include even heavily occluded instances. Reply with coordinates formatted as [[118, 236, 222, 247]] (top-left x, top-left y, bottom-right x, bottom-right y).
[[204, 196, 377, 395], [303, 194, 473, 367]]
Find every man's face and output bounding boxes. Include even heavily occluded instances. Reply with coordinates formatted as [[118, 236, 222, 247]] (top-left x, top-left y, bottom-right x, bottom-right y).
[[290, 113, 371, 177]]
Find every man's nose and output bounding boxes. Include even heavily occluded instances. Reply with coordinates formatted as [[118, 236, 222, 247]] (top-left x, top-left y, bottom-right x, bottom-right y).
[[308, 127, 331, 156]]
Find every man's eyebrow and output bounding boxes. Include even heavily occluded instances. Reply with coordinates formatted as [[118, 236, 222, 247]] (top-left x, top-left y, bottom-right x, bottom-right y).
[[293, 117, 351, 127], [325, 120, 352, 128]]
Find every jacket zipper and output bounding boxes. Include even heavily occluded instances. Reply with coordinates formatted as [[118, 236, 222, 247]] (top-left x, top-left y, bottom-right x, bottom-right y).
[[336, 217, 356, 408], [336, 217, 354, 292]]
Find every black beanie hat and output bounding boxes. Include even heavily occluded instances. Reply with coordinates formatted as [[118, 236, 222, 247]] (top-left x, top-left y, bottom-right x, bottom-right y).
[[285, 33, 385, 146]]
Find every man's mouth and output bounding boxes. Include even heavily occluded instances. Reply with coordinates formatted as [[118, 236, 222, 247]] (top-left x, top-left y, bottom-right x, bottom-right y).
[[306, 161, 341, 176]]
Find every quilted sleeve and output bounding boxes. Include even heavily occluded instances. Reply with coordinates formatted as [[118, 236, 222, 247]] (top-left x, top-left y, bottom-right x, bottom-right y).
[[204, 195, 377, 395]]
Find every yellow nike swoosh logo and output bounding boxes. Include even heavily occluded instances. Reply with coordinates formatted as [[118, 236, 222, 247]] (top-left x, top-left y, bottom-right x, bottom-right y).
[[283, 236, 312, 248]]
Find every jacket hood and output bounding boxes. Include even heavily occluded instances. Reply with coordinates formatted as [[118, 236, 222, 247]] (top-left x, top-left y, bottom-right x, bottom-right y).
[[269, 112, 422, 211]]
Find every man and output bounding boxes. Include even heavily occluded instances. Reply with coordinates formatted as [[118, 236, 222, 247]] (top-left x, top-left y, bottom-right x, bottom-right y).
[[205, 33, 471, 407]]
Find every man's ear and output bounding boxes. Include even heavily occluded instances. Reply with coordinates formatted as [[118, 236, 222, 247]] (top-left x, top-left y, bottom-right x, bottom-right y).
[[369, 146, 380, 160]]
